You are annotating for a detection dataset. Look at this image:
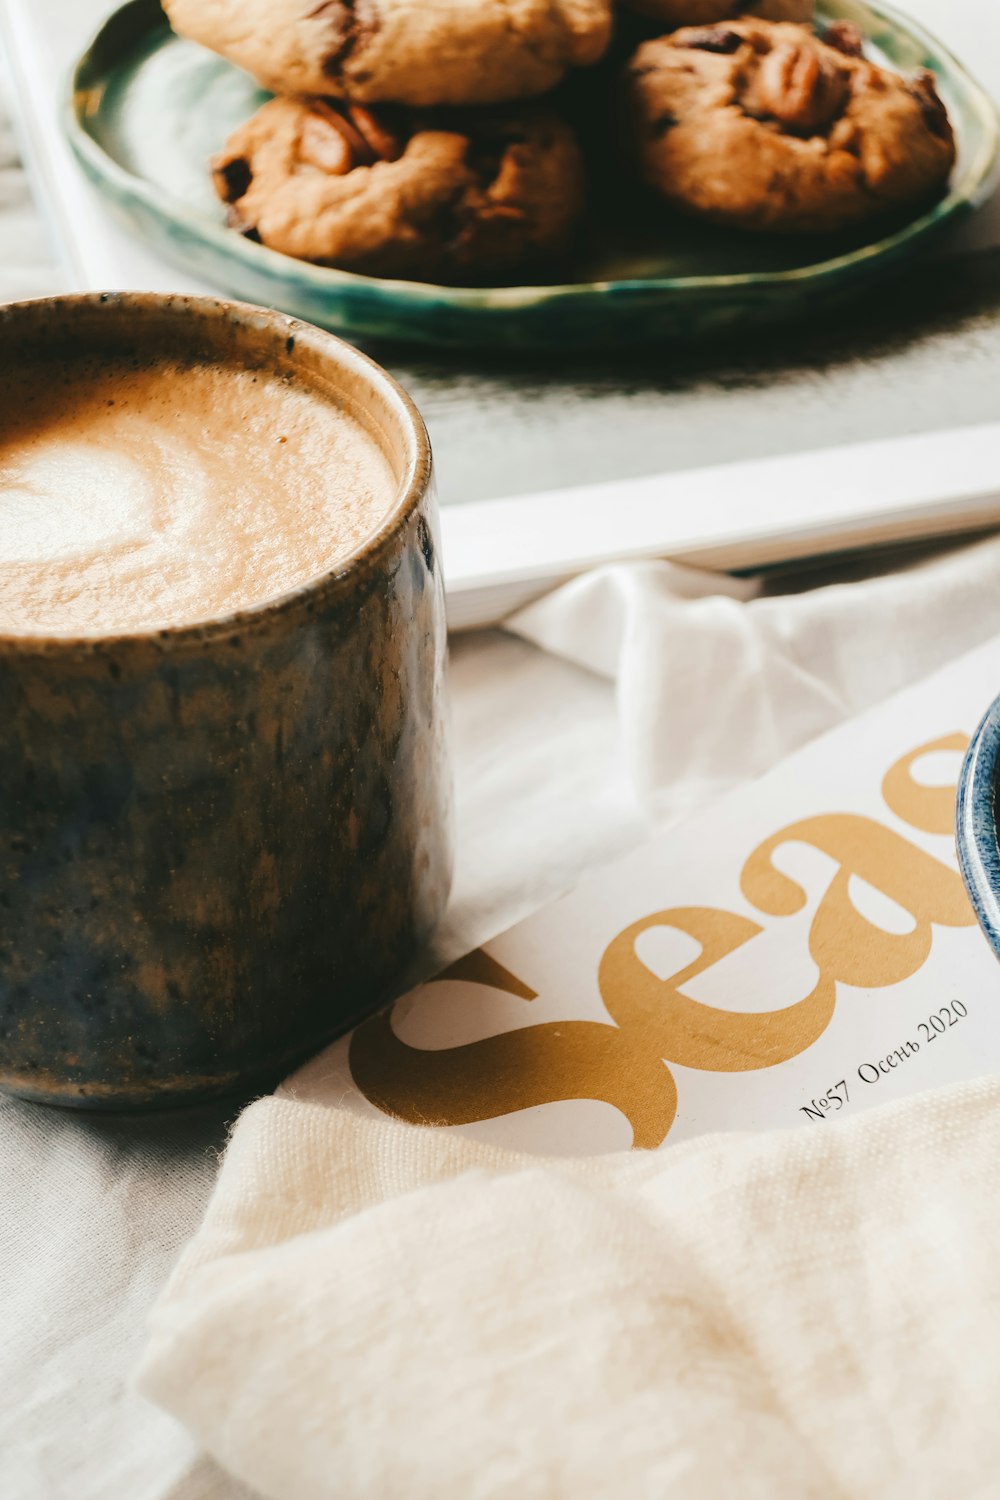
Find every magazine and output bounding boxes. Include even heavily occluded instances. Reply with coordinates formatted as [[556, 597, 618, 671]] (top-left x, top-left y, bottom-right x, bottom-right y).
[[303, 635, 1000, 1155]]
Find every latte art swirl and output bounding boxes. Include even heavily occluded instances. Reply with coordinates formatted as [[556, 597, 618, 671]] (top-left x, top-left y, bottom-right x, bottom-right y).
[[0, 354, 396, 636]]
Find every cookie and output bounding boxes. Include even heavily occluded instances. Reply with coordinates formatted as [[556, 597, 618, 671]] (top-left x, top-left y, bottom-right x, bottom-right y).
[[621, 0, 812, 26], [165, 0, 613, 107], [213, 98, 587, 282], [625, 19, 956, 232]]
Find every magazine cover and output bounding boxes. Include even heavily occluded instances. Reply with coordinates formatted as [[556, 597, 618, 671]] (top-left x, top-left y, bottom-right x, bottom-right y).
[[293, 636, 1000, 1155]]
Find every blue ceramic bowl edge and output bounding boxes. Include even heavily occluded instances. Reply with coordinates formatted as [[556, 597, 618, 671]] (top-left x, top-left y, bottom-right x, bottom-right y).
[[957, 698, 1000, 956]]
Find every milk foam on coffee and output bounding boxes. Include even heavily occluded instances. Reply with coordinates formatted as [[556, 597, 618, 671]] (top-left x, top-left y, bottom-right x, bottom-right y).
[[0, 352, 397, 636]]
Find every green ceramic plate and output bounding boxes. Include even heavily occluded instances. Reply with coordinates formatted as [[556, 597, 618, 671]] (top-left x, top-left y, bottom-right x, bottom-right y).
[[67, 0, 1000, 350]]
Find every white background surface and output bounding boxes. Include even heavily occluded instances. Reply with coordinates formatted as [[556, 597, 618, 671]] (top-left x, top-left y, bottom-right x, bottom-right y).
[[6, 5, 1000, 1498]]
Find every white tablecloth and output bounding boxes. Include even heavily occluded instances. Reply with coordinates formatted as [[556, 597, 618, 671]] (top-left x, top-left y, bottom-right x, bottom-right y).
[[7, 38, 1000, 1495]]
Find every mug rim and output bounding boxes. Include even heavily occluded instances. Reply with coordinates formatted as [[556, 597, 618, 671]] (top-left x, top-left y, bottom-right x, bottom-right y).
[[0, 291, 433, 655], [956, 693, 1000, 957]]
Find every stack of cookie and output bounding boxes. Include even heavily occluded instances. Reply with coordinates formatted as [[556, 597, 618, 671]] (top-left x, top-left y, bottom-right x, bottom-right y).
[[163, 0, 611, 282], [162, 0, 957, 283]]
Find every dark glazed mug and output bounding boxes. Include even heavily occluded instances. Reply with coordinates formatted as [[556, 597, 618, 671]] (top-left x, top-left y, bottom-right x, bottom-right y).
[[0, 293, 452, 1108]]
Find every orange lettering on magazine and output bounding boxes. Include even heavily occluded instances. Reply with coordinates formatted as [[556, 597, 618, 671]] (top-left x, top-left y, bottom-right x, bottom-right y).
[[349, 735, 973, 1145]]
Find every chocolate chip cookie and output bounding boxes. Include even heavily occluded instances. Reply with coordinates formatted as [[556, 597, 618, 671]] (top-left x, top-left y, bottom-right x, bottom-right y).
[[621, 0, 812, 26], [213, 98, 587, 282], [625, 19, 956, 232], [165, 0, 613, 106]]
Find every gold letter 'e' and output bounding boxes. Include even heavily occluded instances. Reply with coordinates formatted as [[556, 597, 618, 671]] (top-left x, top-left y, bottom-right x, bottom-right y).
[[349, 949, 679, 1149]]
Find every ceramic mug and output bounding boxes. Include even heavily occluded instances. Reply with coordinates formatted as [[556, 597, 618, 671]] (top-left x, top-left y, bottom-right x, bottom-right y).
[[0, 293, 452, 1109]]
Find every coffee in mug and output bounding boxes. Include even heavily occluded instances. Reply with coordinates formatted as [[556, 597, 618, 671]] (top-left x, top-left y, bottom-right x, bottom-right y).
[[0, 293, 452, 1109], [1, 347, 395, 635]]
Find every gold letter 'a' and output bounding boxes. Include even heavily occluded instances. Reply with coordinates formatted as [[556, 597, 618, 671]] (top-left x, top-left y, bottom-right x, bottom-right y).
[[741, 812, 974, 992]]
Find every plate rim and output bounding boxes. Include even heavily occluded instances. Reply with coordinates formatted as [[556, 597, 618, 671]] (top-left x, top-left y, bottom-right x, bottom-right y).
[[65, 0, 1000, 311]]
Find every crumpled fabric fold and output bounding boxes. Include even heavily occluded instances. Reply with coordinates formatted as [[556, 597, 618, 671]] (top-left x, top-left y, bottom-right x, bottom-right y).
[[508, 536, 1000, 816], [138, 1075, 1000, 1500]]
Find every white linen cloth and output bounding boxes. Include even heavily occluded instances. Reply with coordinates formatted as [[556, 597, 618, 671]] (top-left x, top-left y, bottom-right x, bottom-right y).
[[138, 1076, 1000, 1500], [134, 533, 1000, 1500]]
